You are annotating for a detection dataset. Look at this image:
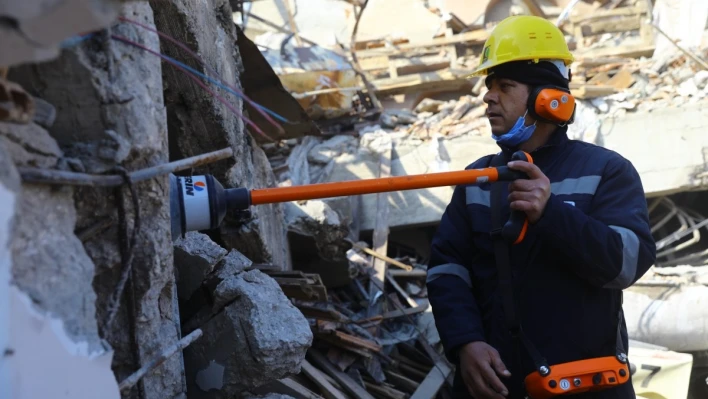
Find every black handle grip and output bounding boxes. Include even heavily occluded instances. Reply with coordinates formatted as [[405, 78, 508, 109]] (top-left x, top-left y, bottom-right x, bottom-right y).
[[502, 151, 531, 244]]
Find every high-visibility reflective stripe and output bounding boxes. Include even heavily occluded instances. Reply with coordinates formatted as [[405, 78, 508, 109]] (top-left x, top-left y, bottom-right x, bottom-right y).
[[604, 225, 640, 289], [551, 175, 601, 196], [465, 175, 602, 208], [466, 187, 490, 207], [427, 263, 472, 288]]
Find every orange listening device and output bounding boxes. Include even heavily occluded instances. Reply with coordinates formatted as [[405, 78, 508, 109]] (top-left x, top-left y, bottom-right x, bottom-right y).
[[524, 355, 631, 399], [169, 151, 534, 242]]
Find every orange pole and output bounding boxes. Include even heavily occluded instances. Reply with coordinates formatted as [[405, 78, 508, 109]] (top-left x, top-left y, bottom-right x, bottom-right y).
[[250, 167, 500, 205]]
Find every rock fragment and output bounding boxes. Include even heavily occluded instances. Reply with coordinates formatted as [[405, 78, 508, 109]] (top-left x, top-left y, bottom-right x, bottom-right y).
[[184, 270, 313, 397], [174, 232, 229, 301]]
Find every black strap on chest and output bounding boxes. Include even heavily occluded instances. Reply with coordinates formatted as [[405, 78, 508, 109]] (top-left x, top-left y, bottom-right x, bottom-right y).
[[488, 152, 551, 375], [487, 152, 628, 377]]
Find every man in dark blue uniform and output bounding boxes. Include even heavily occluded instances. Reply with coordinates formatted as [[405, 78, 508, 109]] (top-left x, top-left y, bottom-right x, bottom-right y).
[[426, 16, 656, 399]]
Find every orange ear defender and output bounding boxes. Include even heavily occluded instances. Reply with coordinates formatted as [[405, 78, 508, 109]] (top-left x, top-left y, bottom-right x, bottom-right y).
[[524, 355, 631, 399], [527, 85, 576, 125]]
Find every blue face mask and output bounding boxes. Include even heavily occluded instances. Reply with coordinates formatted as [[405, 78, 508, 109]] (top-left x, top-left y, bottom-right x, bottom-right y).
[[491, 111, 537, 148]]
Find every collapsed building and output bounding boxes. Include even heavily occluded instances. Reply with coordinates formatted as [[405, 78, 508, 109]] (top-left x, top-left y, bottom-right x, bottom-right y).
[[2, 0, 708, 399]]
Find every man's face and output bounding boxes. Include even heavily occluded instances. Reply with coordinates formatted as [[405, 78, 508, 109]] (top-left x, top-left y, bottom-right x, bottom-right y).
[[483, 77, 531, 135]]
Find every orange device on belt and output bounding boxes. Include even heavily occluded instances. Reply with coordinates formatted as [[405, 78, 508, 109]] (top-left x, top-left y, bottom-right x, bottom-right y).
[[524, 355, 631, 399]]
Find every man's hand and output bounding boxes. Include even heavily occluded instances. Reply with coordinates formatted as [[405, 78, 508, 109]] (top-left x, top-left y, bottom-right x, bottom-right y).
[[506, 161, 551, 224], [459, 341, 511, 398]]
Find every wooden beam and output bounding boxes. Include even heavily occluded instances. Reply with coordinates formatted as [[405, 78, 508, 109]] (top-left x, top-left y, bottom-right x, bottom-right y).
[[356, 29, 488, 57], [371, 70, 475, 96], [580, 15, 641, 36], [386, 271, 419, 308], [570, 83, 618, 99], [350, 241, 413, 271], [383, 303, 428, 319], [384, 370, 420, 394], [277, 377, 327, 399], [308, 349, 376, 399], [576, 44, 655, 60], [570, 5, 647, 24], [409, 361, 452, 399], [300, 360, 349, 399], [276, 0, 303, 46]]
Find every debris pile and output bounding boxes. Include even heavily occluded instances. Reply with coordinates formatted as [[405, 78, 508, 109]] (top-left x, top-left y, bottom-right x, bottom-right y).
[[173, 232, 313, 398], [390, 95, 491, 140], [258, 242, 453, 399]]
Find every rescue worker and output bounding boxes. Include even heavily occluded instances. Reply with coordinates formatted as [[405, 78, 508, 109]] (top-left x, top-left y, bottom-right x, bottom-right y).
[[426, 15, 656, 399]]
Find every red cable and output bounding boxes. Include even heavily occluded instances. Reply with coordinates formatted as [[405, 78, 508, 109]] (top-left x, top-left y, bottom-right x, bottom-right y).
[[117, 16, 285, 135], [111, 34, 274, 142]]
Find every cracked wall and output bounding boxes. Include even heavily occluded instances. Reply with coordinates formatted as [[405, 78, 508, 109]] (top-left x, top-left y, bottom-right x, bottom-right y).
[[0, 133, 120, 398], [150, 0, 292, 270], [9, 3, 184, 398]]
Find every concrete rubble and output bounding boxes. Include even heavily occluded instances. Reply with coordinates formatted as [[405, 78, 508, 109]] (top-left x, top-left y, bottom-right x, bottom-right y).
[[184, 269, 313, 398], [174, 232, 229, 302]]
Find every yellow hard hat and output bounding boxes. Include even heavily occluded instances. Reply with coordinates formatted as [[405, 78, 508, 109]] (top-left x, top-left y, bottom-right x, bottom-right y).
[[471, 15, 574, 77]]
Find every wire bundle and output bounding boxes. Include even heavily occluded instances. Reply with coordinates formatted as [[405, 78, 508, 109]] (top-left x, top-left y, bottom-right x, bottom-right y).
[[62, 17, 291, 142]]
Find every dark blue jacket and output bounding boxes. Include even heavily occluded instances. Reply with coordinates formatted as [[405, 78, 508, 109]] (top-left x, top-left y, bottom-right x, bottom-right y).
[[426, 127, 656, 398]]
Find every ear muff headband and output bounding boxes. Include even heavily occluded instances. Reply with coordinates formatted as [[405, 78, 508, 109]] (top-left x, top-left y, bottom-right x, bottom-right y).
[[527, 85, 576, 126]]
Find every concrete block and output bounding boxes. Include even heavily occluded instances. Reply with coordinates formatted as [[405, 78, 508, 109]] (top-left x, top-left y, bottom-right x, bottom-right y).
[[174, 232, 228, 301], [184, 270, 313, 397]]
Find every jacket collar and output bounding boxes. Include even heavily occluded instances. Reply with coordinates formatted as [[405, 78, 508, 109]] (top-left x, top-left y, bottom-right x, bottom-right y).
[[497, 126, 569, 160]]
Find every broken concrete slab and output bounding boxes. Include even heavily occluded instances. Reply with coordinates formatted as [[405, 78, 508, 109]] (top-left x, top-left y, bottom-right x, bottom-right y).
[[179, 247, 254, 324], [174, 232, 229, 302], [283, 199, 356, 288], [308, 135, 358, 165], [210, 249, 254, 280], [596, 103, 708, 197], [284, 200, 351, 262], [184, 270, 313, 397]]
